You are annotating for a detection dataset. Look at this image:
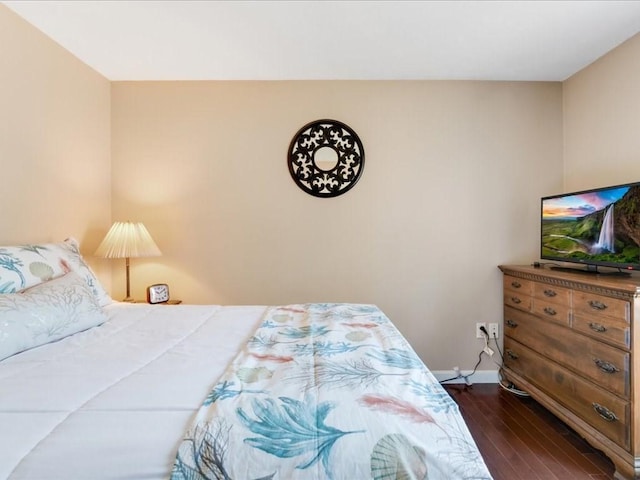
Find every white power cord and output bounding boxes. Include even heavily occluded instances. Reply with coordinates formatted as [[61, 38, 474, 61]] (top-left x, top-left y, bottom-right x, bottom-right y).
[[488, 329, 530, 398], [499, 380, 530, 397]]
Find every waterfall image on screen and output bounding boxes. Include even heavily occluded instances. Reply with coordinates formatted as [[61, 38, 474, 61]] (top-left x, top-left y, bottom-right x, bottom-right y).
[[595, 205, 615, 253], [541, 183, 640, 269]]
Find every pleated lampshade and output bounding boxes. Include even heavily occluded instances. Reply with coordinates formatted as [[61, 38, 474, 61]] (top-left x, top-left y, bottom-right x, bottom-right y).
[[95, 221, 161, 302]]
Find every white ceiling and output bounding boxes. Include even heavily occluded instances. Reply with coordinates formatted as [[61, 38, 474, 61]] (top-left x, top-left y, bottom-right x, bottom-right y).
[[4, 0, 640, 81]]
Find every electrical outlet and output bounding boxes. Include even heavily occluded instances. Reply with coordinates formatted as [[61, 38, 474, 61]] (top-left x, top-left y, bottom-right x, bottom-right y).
[[476, 322, 487, 339], [489, 323, 499, 338]]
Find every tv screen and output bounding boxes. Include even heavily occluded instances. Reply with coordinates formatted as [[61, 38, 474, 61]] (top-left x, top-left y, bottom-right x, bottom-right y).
[[541, 181, 640, 272]]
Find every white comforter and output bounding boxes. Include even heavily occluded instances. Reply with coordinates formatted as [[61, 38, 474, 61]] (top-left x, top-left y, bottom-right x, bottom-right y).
[[0, 303, 266, 480], [1, 303, 491, 480]]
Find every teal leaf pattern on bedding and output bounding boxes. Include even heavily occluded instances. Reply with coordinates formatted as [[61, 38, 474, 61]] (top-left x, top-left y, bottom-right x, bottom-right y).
[[291, 340, 370, 357], [237, 395, 361, 477], [285, 358, 403, 391], [171, 303, 493, 479], [18, 244, 50, 258], [279, 323, 330, 339], [367, 347, 425, 369], [406, 379, 458, 414], [0, 281, 14, 294], [0, 252, 26, 291], [205, 380, 241, 406]]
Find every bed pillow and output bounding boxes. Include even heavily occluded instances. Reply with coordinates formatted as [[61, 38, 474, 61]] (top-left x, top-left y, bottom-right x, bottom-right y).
[[0, 271, 108, 361], [0, 237, 111, 306]]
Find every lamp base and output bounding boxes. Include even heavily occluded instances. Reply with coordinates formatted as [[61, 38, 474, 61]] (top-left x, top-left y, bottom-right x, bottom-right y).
[[122, 296, 135, 303]]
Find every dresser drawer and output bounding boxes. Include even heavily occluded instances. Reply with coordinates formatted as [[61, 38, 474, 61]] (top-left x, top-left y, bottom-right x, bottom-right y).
[[504, 338, 630, 450], [503, 275, 533, 296], [502, 275, 534, 295], [533, 283, 571, 304], [572, 290, 630, 322], [573, 312, 630, 350], [503, 275, 533, 312], [504, 292, 532, 311], [532, 283, 571, 326], [503, 306, 629, 398], [531, 299, 570, 326]]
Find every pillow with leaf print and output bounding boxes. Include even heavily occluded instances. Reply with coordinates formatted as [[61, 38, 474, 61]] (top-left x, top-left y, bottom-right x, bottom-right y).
[[0, 237, 111, 306], [0, 271, 108, 361]]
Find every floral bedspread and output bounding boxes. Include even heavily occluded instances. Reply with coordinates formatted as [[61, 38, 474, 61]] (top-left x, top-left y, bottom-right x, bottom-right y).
[[171, 303, 492, 480]]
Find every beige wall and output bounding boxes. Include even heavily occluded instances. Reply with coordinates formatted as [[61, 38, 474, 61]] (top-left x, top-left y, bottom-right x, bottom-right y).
[[0, 5, 112, 289], [0, 2, 570, 373], [563, 33, 640, 191], [3, 0, 639, 378], [112, 81, 563, 370]]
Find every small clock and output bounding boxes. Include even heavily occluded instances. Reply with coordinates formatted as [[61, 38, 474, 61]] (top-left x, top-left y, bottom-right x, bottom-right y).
[[147, 284, 170, 304]]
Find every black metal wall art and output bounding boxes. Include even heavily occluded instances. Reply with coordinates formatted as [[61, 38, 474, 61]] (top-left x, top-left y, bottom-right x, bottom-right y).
[[287, 119, 365, 198]]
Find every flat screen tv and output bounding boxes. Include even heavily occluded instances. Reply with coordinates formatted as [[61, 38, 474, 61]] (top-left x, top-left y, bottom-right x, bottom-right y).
[[541, 181, 640, 274]]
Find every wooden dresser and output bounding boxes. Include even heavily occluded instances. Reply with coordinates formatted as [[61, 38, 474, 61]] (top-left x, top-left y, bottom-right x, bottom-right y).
[[499, 265, 640, 480]]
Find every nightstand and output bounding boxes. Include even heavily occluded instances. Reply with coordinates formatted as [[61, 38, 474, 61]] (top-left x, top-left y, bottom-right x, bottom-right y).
[[134, 299, 182, 305]]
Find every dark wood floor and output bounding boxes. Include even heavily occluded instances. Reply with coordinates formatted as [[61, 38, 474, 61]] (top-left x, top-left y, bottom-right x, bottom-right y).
[[443, 383, 616, 480]]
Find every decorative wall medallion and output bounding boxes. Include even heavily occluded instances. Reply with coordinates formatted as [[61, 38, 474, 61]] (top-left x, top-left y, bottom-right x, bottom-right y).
[[287, 119, 365, 198]]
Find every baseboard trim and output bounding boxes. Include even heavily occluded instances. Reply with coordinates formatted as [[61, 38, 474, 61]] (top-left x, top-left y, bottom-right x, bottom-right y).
[[432, 369, 499, 384]]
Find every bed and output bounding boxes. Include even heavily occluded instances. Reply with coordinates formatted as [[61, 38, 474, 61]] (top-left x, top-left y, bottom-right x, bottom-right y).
[[0, 239, 492, 479]]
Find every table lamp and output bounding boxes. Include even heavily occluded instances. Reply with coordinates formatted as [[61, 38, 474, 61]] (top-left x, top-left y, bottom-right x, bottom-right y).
[[94, 221, 162, 302]]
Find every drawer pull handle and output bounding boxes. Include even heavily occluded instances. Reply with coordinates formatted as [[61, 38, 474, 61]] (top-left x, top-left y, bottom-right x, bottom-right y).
[[506, 350, 519, 360], [543, 289, 557, 297], [511, 281, 522, 289], [510, 297, 522, 305], [506, 319, 518, 328], [594, 359, 619, 374], [588, 300, 608, 311], [592, 403, 618, 422], [588, 322, 607, 333], [543, 307, 557, 316]]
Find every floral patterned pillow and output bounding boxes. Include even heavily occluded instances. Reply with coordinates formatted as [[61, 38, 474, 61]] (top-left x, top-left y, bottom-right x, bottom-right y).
[[0, 238, 111, 306], [0, 271, 108, 361]]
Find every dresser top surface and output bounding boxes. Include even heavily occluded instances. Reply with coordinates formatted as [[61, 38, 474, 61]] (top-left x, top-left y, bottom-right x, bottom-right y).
[[499, 265, 640, 296]]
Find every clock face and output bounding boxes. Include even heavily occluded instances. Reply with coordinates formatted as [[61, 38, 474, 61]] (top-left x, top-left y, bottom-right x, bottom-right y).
[[147, 284, 169, 304]]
